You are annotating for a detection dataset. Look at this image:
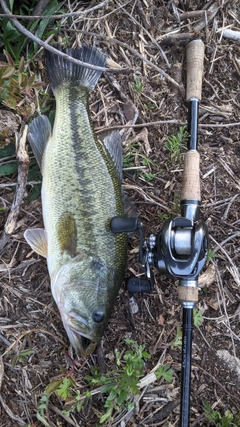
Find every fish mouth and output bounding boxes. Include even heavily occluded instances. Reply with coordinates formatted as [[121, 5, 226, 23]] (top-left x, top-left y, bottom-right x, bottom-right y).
[[66, 325, 97, 356]]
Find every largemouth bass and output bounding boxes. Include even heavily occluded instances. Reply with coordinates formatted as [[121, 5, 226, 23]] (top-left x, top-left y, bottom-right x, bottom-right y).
[[24, 46, 130, 356]]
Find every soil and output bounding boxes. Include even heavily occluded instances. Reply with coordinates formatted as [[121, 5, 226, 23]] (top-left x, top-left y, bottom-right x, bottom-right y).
[[0, 1, 240, 426]]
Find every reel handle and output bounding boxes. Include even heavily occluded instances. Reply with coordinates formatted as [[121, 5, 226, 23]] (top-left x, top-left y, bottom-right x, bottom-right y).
[[186, 39, 205, 101]]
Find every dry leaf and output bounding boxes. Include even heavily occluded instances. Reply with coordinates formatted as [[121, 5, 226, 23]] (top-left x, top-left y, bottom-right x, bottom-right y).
[[157, 314, 165, 326]]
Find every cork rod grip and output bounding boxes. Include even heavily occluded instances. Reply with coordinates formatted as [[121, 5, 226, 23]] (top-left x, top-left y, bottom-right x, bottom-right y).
[[178, 286, 198, 303], [180, 151, 201, 202], [186, 39, 205, 101]]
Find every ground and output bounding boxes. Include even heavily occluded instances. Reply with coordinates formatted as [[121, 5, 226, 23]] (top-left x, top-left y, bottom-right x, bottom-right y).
[[0, 1, 240, 426]]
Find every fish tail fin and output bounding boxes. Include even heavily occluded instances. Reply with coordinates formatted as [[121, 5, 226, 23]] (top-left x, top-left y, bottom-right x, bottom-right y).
[[45, 45, 106, 92]]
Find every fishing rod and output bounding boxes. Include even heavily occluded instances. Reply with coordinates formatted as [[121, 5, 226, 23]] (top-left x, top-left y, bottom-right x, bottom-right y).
[[110, 39, 208, 426]]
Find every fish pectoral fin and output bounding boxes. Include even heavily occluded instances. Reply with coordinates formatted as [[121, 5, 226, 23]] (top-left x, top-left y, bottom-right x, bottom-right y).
[[28, 115, 52, 169], [99, 131, 122, 181], [24, 228, 48, 258]]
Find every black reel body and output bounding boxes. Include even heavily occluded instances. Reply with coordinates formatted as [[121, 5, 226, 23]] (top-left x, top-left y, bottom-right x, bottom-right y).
[[110, 215, 209, 293]]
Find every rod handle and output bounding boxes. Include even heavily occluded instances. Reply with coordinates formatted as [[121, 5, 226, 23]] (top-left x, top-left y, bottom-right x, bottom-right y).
[[180, 151, 201, 202], [186, 39, 205, 101], [178, 286, 198, 303]]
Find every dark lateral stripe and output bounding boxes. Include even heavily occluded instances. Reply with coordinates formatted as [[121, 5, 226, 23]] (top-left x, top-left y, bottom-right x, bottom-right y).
[[69, 92, 98, 238]]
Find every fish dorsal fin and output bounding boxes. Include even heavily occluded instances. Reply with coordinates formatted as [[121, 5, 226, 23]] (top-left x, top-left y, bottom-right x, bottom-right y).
[[24, 228, 48, 258], [56, 212, 77, 257], [99, 131, 122, 180], [28, 115, 52, 169]]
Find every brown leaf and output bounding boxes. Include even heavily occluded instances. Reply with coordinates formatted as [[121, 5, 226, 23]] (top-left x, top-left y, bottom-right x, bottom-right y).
[[157, 314, 165, 326]]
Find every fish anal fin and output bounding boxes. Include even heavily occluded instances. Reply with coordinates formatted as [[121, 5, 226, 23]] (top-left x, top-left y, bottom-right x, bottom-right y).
[[56, 213, 77, 257], [24, 228, 48, 258], [28, 115, 52, 169]]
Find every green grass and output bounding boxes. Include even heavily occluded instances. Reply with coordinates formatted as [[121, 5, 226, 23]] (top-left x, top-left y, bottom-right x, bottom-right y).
[[203, 400, 240, 427], [170, 308, 204, 351], [37, 339, 174, 426], [0, 0, 65, 60], [123, 140, 160, 182], [132, 76, 144, 94], [165, 126, 189, 162], [207, 249, 216, 262]]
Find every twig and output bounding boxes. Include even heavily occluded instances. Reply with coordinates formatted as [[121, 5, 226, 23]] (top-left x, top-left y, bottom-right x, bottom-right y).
[[95, 119, 185, 133], [0, 180, 42, 188], [0, 356, 4, 390], [0, 0, 111, 19], [32, 0, 52, 16], [0, 0, 125, 73], [160, 32, 194, 46], [95, 119, 240, 133], [4, 125, 29, 235], [48, 404, 76, 426], [197, 364, 240, 405], [192, 1, 229, 33], [199, 121, 240, 128], [212, 232, 240, 253], [214, 265, 237, 358], [0, 393, 27, 427], [115, 0, 170, 68], [0, 124, 30, 251], [222, 194, 239, 220], [209, 235, 240, 289], [179, 10, 211, 21], [67, 30, 180, 87], [0, 333, 11, 347], [221, 29, 240, 41], [219, 157, 240, 190]]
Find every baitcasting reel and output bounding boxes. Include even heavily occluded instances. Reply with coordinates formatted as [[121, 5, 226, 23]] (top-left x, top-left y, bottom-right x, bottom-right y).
[[110, 214, 208, 294]]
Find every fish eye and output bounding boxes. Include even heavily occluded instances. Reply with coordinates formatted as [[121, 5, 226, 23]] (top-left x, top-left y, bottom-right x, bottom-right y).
[[92, 310, 105, 323]]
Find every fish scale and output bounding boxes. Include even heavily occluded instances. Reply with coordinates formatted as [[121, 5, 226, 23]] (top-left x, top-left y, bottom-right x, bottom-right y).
[[43, 88, 122, 272], [24, 45, 131, 355]]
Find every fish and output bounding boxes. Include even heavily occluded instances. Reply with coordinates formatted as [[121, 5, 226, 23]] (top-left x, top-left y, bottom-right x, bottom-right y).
[[24, 45, 132, 356]]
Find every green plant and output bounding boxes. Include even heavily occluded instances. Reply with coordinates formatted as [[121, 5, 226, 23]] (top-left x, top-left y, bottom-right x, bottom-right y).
[[11, 349, 34, 366], [171, 324, 182, 349], [203, 400, 240, 427], [193, 308, 204, 327], [0, 51, 43, 118], [155, 364, 174, 382], [0, 0, 65, 60], [37, 393, 51, 427], [132, 76, 144, 94], [37, 339, 174, 426], [86, 339, 151, 424], [165, 126, 189, 162], [207, 249, 216, 262], [123, 141, 159, 182]]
